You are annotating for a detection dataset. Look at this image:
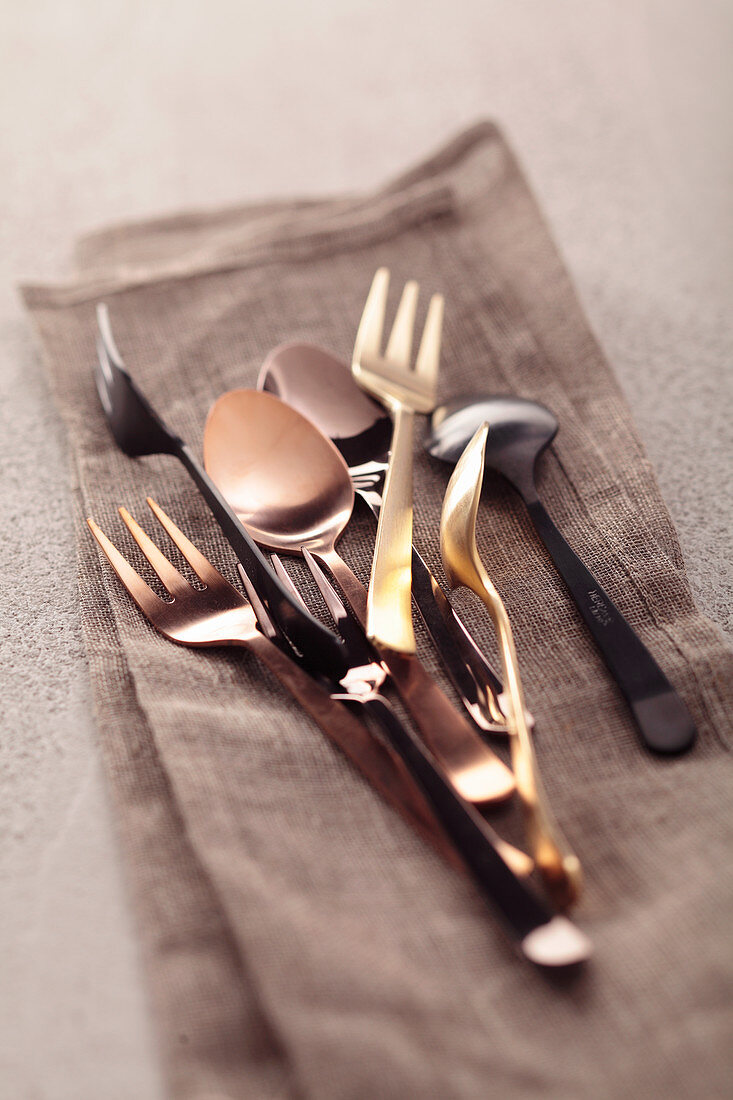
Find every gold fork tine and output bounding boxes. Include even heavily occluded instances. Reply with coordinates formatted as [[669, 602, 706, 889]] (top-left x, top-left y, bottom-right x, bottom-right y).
[[118, 506, 192, 600], [353, 267, 390, 362], [414, 292, 444, 391], [146, 497, 226, 589], [385, 279, 419, 366], [87, 517, 169, 616]]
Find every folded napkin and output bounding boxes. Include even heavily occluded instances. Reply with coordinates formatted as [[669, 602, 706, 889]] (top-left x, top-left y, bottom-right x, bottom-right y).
[[23, 122, 733, 1099]]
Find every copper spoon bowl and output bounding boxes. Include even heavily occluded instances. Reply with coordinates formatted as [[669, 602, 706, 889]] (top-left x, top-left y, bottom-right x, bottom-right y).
[[204, 388, 354, 561]]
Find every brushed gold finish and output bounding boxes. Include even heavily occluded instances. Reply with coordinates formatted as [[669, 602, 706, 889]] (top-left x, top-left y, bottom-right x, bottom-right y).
[[440, 424, 583, 910], [202, 389, 515, 805], [87, 499, 464, 861], [352, 268, 443, 653]]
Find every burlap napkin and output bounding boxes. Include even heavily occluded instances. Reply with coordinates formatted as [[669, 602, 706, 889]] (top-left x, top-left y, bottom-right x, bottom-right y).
[[22, 122, 733, 1099]]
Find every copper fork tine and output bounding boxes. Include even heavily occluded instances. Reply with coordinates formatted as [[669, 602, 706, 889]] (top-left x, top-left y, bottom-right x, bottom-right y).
[[118, 505, 192, 600], [145, 497, 229, 589], [270, 554, 310, 612], [236, 564, 279, 641], [87, 516, 169, 618]]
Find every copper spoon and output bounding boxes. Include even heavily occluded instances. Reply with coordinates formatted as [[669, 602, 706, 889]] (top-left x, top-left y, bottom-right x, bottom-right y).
[[203, 389, 515, 804]]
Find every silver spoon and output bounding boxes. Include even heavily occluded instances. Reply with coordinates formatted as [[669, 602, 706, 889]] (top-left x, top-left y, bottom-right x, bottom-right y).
[[426, 394, 696, 755]]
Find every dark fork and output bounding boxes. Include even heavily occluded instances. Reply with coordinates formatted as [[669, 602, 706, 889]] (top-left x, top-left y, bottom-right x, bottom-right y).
[[272, 550, 592, 966], [93, 303, 346, 679]]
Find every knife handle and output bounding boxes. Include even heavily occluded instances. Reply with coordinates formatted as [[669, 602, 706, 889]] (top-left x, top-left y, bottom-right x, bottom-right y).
[[245, 631, 457, 864], [357, 693, 590, 965], [318, 549, 515, 804]]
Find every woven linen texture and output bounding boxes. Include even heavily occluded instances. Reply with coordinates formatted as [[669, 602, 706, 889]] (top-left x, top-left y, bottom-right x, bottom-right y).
[[23, 122, 733, 1099]]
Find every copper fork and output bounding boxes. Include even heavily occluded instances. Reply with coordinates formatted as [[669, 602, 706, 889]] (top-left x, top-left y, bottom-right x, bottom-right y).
[[352, 268, 443, 654], [87, 497, 455, 857]]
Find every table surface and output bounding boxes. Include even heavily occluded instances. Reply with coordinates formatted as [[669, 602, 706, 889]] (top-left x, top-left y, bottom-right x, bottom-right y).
[[1, 2, 731, 1097]]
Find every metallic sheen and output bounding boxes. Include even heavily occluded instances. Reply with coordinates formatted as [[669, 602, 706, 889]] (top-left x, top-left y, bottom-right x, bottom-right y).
[[258, 342, 507, 732], [428, 393, 697, 755], [87, 499, 452, 859], [93, 304, 350, 681], [202, 388, 514, 805], [440, 424, 583, 910], [271, 550, 591, 965], [352, 268, 443, 653]]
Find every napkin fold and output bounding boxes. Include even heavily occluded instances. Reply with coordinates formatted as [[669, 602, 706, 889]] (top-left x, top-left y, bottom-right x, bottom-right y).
[[23, 121, 733, 1100]]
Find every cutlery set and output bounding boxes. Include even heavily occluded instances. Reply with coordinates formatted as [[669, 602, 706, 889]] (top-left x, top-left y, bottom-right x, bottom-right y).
[[88, 267, 696, 968]]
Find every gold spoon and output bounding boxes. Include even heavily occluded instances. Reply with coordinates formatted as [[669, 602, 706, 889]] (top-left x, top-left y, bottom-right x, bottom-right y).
[[203, 389, 515, 805], [440, 423, 582, 910]]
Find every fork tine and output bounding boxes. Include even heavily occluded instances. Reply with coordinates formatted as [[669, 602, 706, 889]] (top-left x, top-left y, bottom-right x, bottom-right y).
[[146, 497, 226, 589], [301, 548, 349, 625], [385, 280, 419, 367], [353, 267, 390, 363], [236, 564, 279, 641], [300, 549, 374, 660], [118, 507, 192, 599], [270, 554, 310, 612], [414, 292, 444, 393], [87, 517, 169, 617]]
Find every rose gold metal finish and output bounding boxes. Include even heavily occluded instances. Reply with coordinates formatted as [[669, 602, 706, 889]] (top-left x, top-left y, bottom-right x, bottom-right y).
[[202, 389, 514, 805], [258, 342, 393, 450], [258, 342, 508, 734], [440, 425, 583, 910], [351, 268, 444, 652], [270, 550, 533, 880], [87, 499, 461, 861]]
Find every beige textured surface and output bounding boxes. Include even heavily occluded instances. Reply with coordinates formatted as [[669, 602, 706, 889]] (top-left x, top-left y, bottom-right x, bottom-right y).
[[1, 3, 731, 1099]]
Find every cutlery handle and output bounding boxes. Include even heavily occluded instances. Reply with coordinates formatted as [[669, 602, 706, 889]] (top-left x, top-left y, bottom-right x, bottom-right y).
[[245, 631, 456, 864], [366, 405, 416, 653], [526, 500, 696, 753], [319, 550, 515, 804], [382, 650, 515, 804], [359, 491, 506, 730], [471, 568, 582, 910], [410, 547, 506, 728], [359, 695, 589, 964]]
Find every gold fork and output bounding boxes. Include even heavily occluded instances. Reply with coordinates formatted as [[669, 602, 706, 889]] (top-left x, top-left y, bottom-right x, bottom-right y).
[[352, 268, 443, 654], [87, 497, 457, 858]]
